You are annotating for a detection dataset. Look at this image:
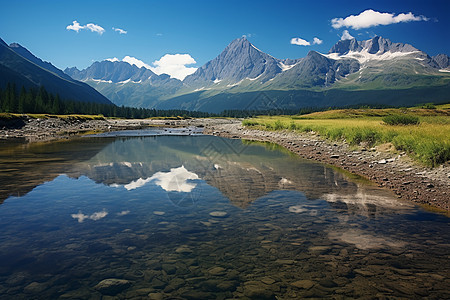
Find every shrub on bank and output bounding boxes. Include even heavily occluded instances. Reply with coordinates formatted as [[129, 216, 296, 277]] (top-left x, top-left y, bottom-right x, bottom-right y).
[[382, 114, 420, 125]]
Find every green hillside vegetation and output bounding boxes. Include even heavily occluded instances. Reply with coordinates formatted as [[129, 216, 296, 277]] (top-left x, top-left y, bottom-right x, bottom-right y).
[[0, 83, 214, 119], [242, 106, 450, 166], [157, 85, 450, 113]]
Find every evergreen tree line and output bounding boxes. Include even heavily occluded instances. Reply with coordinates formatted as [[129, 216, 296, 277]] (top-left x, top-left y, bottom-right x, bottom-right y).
[[0, 83, 213, 118], [0, 83, 398, 119]]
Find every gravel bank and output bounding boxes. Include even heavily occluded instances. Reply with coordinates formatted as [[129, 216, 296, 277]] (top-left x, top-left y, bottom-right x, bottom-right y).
[[0, 117, 225, 142]]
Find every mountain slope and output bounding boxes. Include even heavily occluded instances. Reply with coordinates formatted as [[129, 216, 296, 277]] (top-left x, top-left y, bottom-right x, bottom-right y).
[[9, 43, 75, 81], [183, 37, 288, 88], [64, 35, 450, 112], [0, 38, 111, 104], [262, 51, 360, 90], [65, 60, 183, 108]]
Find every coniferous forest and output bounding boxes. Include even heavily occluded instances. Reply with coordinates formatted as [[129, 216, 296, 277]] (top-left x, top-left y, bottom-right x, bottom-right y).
[[0, 83, 396, 119], [0, 83, 215, 118], [0, 83, 323, 118]]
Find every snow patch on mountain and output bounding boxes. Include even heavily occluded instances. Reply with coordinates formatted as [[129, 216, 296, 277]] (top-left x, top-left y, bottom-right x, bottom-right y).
[[324, 50, 420, 64], [278, 62, 298, 72], [91, 78, 113, 84]]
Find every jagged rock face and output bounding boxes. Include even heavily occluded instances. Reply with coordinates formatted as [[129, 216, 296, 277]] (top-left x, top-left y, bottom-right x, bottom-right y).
[[329, 38, 362, 55], [329, 36, 418, 55], [432, 54, 450, 69], [65, 61, 158, 83], [183, 37, 282, 86], [265, 51, 360, 88], [63, 59, 184, 108]]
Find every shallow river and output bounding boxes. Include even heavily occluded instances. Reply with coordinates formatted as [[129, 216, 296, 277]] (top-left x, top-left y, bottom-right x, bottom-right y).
[[0, 132, 448, 299]]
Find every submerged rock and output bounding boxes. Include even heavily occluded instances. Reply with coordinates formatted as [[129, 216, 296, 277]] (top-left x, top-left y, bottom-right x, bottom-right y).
[[208, 266, 226, 276], [291, 279, 314, 289], [94, 278, 131, 295], [181, 290, 213, 299], [175, 245, 193, 254], [24, 282, 47, 293], [244, 282, 275, 299]]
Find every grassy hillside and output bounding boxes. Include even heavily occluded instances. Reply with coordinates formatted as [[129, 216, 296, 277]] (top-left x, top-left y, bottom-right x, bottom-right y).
[[242, 106, 450, 166], [157, 85, 450, 113]]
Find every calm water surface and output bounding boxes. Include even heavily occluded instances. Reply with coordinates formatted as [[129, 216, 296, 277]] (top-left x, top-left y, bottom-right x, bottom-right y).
[[0, 133, 448, 299]]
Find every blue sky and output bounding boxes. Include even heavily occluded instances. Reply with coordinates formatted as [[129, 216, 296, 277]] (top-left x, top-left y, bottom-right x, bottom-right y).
[[0, 0, 449, 78]]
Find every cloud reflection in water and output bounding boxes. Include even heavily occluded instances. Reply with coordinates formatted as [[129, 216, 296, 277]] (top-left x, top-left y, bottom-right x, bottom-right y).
[[124, 166, 199, 192], [71, 210, 108, 223]]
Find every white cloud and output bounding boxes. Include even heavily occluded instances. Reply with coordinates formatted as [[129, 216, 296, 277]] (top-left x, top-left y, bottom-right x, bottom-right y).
[[66, 21, 84, 33], [102, 54, 198, 80], [290, 37, 310, 46], [341, 30, 354, 40], [113, 27, 127, 34], [122, 56, 152, 69], [150, 54, 197, 80], [85, 23, 105, 35], [66, 20, 105, 35], [331, 9, 429, 30], [312, 37, 323, 45], [291, 37, 323, 46]]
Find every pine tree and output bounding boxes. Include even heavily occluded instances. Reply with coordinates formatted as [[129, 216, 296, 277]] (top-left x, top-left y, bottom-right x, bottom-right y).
[[2, 83, 12, 112], [52, 94, 61, 114]]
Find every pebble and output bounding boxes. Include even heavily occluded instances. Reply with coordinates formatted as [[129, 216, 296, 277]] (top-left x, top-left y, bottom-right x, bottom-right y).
[[208, 266, 226, 276], [261, 277, 276, 285], [23, 282, 47, 293], [291, 279, 314, 289], [209, 211, 228, 218], [94, 278, 131, 295], [148, 292, 164, 300], [244, 282, 275, 299], [175, 246, 193, 254]]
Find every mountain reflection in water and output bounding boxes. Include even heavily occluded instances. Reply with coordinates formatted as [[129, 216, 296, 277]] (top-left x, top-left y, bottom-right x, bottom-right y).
[[0, 134, 448, 299], [47, 135, 408, 215]]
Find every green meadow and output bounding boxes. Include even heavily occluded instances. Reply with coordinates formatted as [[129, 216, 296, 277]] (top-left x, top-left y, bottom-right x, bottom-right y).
[[242, 105, 450, 167]]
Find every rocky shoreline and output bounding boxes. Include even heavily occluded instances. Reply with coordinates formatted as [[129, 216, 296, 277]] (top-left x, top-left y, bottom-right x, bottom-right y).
[[203, 121, 450, 213], [1, 117, 448, 212]]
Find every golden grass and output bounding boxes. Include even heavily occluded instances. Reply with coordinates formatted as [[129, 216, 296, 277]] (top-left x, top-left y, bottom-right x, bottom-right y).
[[243, 108, 450, 166]]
